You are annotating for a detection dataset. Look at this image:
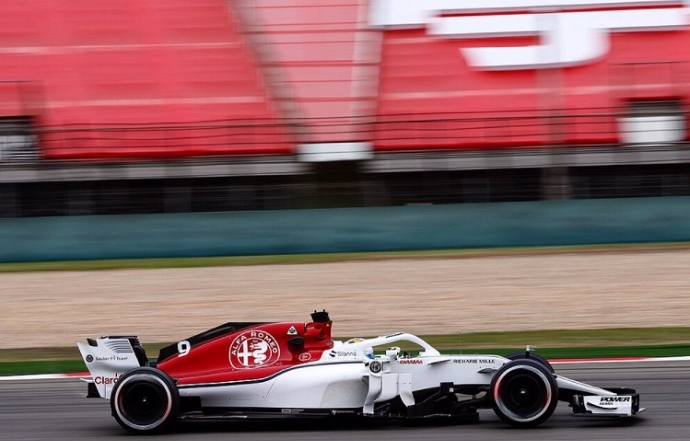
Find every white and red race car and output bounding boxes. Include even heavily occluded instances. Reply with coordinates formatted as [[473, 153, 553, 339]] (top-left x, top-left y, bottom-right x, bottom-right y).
[[77, 311, 643, 434]]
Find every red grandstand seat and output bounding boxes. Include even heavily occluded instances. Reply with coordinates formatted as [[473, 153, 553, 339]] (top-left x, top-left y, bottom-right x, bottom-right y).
[[1, 0, 292, 160]]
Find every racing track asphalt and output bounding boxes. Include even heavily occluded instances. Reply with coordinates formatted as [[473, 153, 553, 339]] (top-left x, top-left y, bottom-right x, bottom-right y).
[[0, 360, 688, 441]]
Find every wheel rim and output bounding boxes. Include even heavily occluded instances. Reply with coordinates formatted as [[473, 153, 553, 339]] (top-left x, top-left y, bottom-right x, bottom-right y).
[[114, 374, 172, 431], [493, 365, 553, 423]]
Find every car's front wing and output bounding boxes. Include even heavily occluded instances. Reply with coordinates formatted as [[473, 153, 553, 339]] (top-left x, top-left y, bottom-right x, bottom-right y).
[[571, 394, 642, 416], [556, 376, 644, 417]]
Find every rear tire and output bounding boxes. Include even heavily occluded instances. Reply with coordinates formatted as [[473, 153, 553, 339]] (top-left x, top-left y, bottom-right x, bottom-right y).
[[490, 359, 558, 427], [110, 367, 179, 434]]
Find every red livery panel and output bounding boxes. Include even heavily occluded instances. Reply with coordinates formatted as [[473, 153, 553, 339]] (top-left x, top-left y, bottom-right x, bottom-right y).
[[157, 312, 334, 385]]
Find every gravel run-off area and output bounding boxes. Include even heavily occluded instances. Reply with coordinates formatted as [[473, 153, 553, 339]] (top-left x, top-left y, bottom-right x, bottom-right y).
[[2, 247, 690, 349]]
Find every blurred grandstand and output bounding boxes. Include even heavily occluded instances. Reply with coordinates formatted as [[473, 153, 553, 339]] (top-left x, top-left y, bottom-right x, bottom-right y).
[[0, 0, 689, 217]]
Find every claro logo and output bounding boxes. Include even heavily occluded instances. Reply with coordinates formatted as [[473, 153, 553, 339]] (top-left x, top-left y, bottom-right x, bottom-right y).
[[370, 0, 690, 70], [94, 374, 121, 385]]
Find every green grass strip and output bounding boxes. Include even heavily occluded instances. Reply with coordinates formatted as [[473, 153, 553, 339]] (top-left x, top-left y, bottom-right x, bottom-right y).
[[420, 327, 690, 349], [0, 360, 87, 376], [2, 243, 690, 273]]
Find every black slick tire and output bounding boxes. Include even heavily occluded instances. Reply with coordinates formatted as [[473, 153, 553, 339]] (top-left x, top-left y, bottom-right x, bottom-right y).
[[110, 367, 179, 434], [490, 358, 558, 428]]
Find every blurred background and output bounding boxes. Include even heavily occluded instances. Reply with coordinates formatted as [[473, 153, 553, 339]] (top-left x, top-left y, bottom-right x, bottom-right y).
[[3, 0, 690, 349], [0, 0, 689, 257]]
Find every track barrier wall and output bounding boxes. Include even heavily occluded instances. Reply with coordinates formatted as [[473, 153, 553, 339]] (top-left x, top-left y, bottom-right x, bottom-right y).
[[1, 196, 690, 262]]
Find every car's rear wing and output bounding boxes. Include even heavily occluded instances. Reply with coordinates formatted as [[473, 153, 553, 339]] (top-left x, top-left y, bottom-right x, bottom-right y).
[[76, 337, 145, 399]]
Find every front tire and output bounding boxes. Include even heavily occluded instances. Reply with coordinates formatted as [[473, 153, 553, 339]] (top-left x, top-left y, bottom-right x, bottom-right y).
[[110, 367, 179, 434], [506, 351, 554, 373], [490, 359, 558, 427]]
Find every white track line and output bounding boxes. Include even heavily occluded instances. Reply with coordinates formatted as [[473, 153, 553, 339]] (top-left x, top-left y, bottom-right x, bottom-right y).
[[0, 373, 86, 381]]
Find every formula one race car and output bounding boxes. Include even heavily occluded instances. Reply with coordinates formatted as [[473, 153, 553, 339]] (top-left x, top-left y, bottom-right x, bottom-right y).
[[77, 311, 643, 434]]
